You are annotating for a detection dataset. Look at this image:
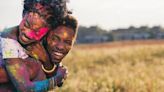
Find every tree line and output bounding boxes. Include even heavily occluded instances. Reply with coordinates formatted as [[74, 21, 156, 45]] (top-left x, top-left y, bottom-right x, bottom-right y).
[[76, 25, 164, 44]]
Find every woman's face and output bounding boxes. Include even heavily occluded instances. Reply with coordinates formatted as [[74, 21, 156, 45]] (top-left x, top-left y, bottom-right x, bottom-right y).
[[19, 12, 49, 45], [46, 26, 75, 64]]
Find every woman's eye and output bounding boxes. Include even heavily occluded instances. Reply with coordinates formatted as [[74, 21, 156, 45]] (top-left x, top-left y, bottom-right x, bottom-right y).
[[65, 40, 72, 45], [52, 36, 58, 41]]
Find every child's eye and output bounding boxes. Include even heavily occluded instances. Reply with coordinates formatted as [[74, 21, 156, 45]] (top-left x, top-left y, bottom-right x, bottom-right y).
[[24, 20, 31, 28]]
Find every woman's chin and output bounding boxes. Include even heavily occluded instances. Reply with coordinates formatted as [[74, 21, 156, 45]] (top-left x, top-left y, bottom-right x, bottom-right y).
[[51, 59, 61, 64]]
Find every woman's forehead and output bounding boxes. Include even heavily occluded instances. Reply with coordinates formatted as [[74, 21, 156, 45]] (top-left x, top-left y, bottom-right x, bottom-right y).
[[49, 26, 75, 37], [55, 26, 74, 33]]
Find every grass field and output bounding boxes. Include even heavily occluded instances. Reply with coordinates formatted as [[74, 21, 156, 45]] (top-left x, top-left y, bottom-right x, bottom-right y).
[[55, 40, 164, 92]]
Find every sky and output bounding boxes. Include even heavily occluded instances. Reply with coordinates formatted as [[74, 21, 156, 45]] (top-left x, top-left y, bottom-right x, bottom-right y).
[[0, 0, 164, 30]]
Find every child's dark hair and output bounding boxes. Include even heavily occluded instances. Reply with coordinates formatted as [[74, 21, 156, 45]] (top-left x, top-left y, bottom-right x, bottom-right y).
[[23, 0, 70, 28]]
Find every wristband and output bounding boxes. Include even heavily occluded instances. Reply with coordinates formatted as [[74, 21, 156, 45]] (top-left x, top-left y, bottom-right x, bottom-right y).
[[48, 78, 55, 90]]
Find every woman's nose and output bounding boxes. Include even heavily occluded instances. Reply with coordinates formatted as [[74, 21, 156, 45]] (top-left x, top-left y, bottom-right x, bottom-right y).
[[56, 42, 65, 51]]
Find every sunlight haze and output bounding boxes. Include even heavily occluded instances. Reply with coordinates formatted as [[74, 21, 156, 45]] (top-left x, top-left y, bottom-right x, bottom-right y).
[[0, 0, 164, 30]]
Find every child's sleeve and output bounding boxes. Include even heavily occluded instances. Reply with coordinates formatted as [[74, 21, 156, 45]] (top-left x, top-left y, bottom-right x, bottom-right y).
[[1, 38, 28, 59]]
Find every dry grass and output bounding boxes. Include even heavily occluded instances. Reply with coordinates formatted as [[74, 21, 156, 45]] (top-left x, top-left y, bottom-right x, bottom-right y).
[[54, 40, 164, 92]]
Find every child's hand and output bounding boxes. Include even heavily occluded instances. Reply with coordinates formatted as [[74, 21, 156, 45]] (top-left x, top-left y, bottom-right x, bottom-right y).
[[26, 42, 49, 63], [53, 65, 68, 87]]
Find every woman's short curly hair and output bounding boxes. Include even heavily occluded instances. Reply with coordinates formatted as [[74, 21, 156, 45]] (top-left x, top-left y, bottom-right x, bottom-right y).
[[23, 0, 70, 28], [56, 15, 78, 34]]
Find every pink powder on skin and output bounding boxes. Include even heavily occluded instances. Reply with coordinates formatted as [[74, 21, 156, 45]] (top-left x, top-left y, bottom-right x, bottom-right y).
[[25, 27, 48, 40]]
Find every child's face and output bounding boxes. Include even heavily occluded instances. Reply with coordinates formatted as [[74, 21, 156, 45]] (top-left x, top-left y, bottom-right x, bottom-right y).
[[46, 26, 75, 64], [19, 12, 49, 45]]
